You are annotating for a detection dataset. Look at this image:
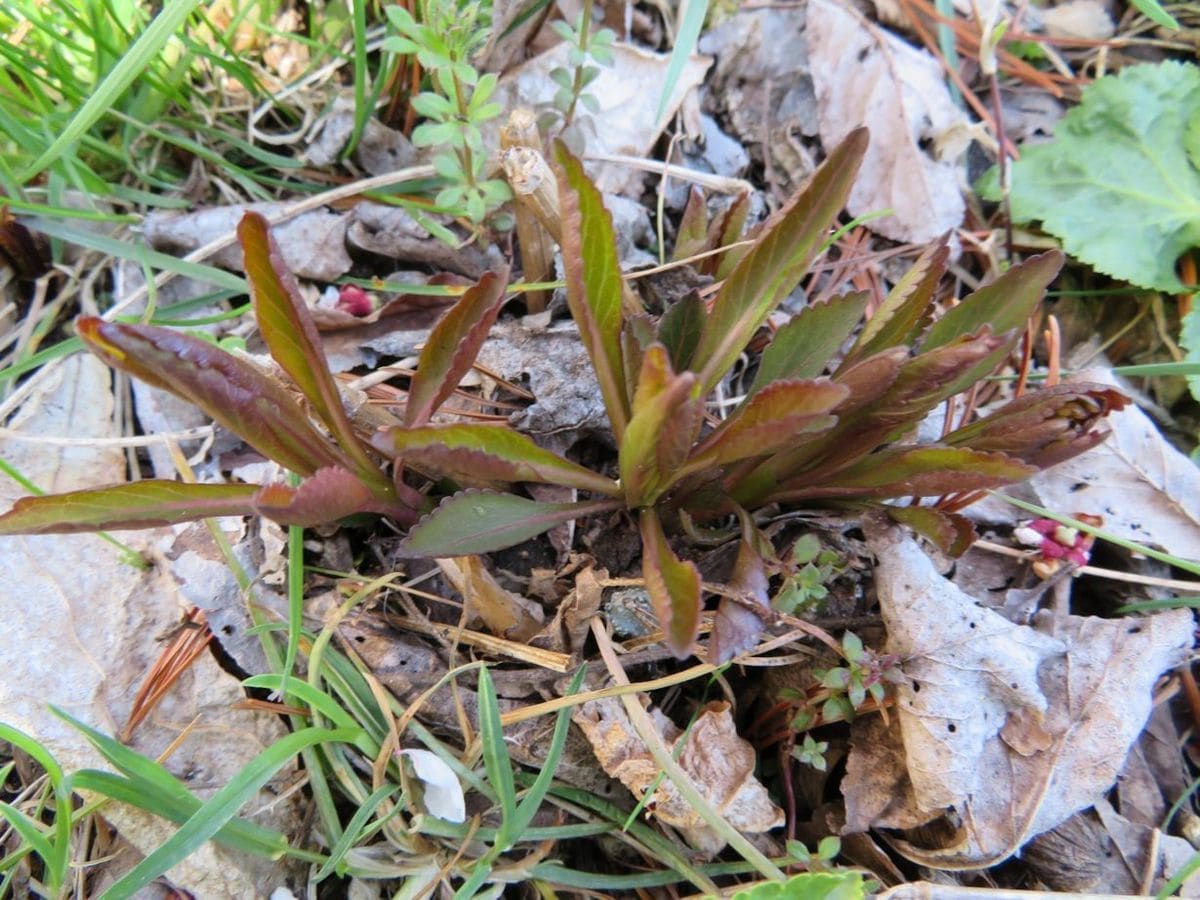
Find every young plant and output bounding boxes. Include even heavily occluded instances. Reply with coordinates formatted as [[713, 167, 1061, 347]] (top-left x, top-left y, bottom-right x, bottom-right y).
[[374, 129, 1126, 661], [0, 211, 509, 535], [543, 5, 617, 135], [385, 0, 511, 223]]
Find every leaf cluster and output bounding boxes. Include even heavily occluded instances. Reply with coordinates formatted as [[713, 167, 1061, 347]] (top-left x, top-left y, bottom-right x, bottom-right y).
[[385, 0, 511, 222], [0, 211, 509, 536], [544, 10, 617, 132], [389, 132, 1126, 659]]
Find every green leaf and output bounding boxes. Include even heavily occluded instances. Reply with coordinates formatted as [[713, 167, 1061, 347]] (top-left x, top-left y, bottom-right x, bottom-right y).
[[999, 62, 1199, 291], [237, 213, 390, 494], [773, 446, 1037, 502], [731, 871, 865, 900], [253, 467, 416, 527], [671, 187, 710, 263], [477, 667, 517, 836], [695, 129, 868, 392], [0, 480, 260, 534], [555, 142, 631, 438], [844, 239, 947, 365], [751, 292, 870, 394], [654, 0, 709, 124], [405, 269, 509, 426], [656, 291, 708, 373], [620, 345, 703, 507], [77, 317, 348, 476], [400, 490, 621, 557], [639, 507, 702, 659], [706, 191, 752, 280], [688, 379, 847, 469], [373, 423, 620, 495]]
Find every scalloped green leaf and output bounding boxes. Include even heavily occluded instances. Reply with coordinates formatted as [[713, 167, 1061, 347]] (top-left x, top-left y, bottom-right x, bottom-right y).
[[656, 291, 707, 373], [640, 507, 702, 659], [0, 481, 260, 534], [405, 268, 509, 426], [997, 62, 1200, 292], [689, 378, 848, 469], [671, 186, 710, 262], [556, 142, 631, 437], [77, 317, 348, 476], [844, 238, 947, 365], [751, 292, 869, 394], [400, 490, 620, 557], [695, 128, 868, 392], [886, 506, 976, 558], [253, 467, 416, 527], [373, 423, 620, 496]]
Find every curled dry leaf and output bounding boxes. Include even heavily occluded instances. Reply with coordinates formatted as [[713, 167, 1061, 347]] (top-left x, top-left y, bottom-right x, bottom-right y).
[[572, 698, 783, 855], [437, 556, 544, 641], [845, 522, 1193, 868], [806, 0, 967, 242]]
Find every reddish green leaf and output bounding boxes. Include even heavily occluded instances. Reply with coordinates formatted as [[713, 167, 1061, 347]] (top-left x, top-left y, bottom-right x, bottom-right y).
[[404, 268, 510, 426], [695, 128, 868, 392], [77, 317, 347, 477], [705, 190, 751, 279], [0, 481, 260, 534], [886, 505, 976, 558], [689, 378, 847, 469], [639, 507, 703, 659], [238, 213, 369, 468], [620, 345, 702, 507], [920, 251, 1063, 387], [709, 537, 771, 664], [750, 292, 869, 394], [771, 446, 1037, 502], [253, 468, 416, 527], [372, 423, 620, 495], [843, 238, 947, 365], [656, 291, 707, 373], [556, 143, 630, 438], [671, 186, 709, 263], [400, 490, 621, 557], [944, 384, 1128, 468]]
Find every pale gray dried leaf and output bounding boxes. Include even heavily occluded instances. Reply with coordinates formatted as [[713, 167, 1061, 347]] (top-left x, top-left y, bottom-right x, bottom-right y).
[[1040, 0, 1115, 40], [1093, 799, 1200, 895], [144, 203, 351, 282], [0, 356, 299, 896], [305, 94, 419, 174], [849, 523, 1194, 868], [806, 0, 967, 242], [490, 42, 710, 194], [346, 202, 501, 277]]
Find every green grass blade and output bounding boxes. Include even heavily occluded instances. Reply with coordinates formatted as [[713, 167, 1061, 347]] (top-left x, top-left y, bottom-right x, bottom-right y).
[[478, 667, 517, 831], [99, 726, 359, 900], [655, 0, 709, 125], [0, 803, 56, 872], [240, 675, 360, 731], [510, 667, 586, 836], [313, 784, 400, 881], [20, 0, 202, 181]]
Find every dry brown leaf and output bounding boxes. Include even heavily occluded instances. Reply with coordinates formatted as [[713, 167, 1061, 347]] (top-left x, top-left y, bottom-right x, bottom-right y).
[[844, 522, 1193, 868], [0, 356, 298, 896], [529, 564, 605, 654], [1092, 799, 1200, 895], [572, 697, 783, 853], [439, 556, 544, 641], [806, 0, 967, 242]]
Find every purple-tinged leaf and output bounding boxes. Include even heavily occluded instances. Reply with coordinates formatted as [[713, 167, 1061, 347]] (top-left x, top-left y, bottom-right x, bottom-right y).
[[372, 423, 620, 495], [750, 292, 869, 395], [920, 251, 1063, 386], [77, 317, 347, 477], [620, 345, 703, 507], [886, 505, 976, 558], [695, 129, 868, 393], [689, 378, 847, 469], [253, 467, 416, 527], [944, 384, 1128, 468], [400, 489, 622, 557], [843, 238, 947, 365], [404, 268, 510, 426], [656, 291, 707, 374], [556, 143, 631, 438], [705, 190, 751, 280], [0, 481, 260, 534], [238, 213, 372, 470], [709, 538, 772, 664], [640, 507, 702, 659], [671, 186, 709, 263], [770, 446, 1037, 502]]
